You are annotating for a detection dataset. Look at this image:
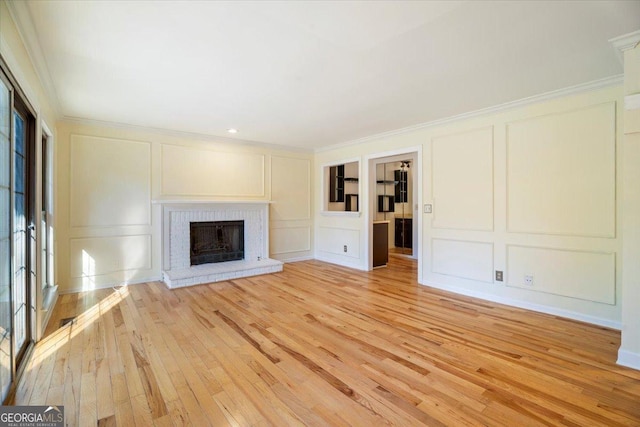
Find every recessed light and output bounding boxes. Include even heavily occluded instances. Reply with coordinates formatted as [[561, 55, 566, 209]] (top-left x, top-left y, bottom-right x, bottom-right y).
[[227, 128, 238, 134]]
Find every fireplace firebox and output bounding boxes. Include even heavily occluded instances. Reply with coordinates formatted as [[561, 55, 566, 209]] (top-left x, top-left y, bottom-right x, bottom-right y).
[[190, 220, 244, 265]]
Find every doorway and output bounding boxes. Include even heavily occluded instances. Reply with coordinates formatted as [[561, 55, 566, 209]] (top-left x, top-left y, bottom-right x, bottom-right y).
[[367, 148, 421, 278], [1, 61, 37, 403]]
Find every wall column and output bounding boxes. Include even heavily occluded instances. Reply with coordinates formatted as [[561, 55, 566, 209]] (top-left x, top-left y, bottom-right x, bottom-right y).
[[613, 30, 640, 370]]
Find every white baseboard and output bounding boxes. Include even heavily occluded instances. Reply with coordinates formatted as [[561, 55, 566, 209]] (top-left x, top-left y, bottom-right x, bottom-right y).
[[617, 349, 640, 371], [59, 276, 163, 294], [314, 255, 368, 272], [421, 280, 622, 330], [280, 256, 315, 263], [38, 290, 58, 340]]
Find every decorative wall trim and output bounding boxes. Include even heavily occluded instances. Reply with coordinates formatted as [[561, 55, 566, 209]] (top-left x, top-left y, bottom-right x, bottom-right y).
[[69, 134, 152, 228], [505, 244, 616, 305], [60, 116, 312, 153], [431, 238, 494, 283], [270, 155, 312, 221], [610, 29, 640, 64], [270, 226, 311, 255], [160, 143, 265, 198], [430, 126, 495, 232], [69, 234, 153, 278], [316, 75, 623, 153], [505, 102, 617, 238]]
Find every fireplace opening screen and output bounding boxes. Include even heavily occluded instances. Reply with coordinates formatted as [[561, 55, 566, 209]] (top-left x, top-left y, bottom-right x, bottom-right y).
[[190, 220, 245, 265]]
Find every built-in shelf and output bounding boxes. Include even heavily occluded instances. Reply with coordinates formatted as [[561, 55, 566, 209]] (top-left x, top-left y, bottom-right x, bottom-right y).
[[326, 161, 359, 212], [378, 195, 394, 213]]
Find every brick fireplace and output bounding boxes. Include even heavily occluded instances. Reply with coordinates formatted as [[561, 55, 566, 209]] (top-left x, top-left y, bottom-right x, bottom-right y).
[[160, 201, 283, 288]]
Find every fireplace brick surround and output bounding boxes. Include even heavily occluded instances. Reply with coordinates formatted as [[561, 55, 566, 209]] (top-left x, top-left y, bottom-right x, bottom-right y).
[[160, 201, 283, 288]]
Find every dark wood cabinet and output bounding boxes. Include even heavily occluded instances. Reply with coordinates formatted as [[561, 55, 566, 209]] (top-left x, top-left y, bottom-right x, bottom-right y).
[[395, 217, 412, 249], [373, 222, 389, 267]]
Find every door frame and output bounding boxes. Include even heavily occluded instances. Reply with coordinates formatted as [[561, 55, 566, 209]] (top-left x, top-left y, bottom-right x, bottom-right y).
[[0, 55, 38, 404], [364, 145, 423, 283]]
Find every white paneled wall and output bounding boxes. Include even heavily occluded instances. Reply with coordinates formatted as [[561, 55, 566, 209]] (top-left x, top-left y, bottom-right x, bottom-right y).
[[56, 122, 313, 293], [315, 84, 623, 327]]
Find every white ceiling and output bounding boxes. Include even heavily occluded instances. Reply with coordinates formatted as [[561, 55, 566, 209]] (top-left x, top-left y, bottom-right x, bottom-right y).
[[19, 1, 640, 150]]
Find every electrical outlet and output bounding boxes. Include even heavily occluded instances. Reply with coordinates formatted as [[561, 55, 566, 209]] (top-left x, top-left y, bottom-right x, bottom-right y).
[[495, 270, 503, 282], [524, 275, 534, 286], [343, 245, 347, 253]]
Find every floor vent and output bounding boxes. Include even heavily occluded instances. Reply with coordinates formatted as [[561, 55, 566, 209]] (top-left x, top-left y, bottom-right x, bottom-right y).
[[60, 317, 77, 327]]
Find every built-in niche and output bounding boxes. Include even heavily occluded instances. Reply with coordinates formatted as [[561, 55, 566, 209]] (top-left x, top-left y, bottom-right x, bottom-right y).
[[326, 161, 359, 212]]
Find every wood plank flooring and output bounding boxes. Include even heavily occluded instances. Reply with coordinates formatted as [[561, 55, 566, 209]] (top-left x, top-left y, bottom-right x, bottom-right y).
[[15, 256, 640, 426]]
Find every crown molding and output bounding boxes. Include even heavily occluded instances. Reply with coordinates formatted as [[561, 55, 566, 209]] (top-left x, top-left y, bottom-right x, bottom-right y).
[[610, 30, 640, 52], [60, 116, 313, 154], [315, 74, 623, 153], [5, 0, 62, 118], [609, 29, 640, 65]]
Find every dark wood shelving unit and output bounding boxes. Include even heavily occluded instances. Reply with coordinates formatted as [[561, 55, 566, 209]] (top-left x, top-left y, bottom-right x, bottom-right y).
[[329, 165, 344, 203], [394, 170, 408, 203]]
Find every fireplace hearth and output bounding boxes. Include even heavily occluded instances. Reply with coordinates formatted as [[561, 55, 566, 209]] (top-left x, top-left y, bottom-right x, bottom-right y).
[[190, 220, 244, 265]]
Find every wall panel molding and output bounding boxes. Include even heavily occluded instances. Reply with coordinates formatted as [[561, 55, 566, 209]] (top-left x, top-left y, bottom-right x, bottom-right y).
[[431, 238, 494, 283], [270, 226, 311, 255], [506, 102, 616, 238], [506, 244, 615, 304], [69, 234, 152, 279], [70, 134, 151, 228], [160, 143, 265, 197], [431, 127, 494, 231], [318, 226, 360, 259], [270, 155, 311, 220]]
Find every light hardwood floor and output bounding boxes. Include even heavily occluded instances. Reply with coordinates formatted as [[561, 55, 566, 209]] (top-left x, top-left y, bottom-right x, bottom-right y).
[[15, 256, 640, 426]]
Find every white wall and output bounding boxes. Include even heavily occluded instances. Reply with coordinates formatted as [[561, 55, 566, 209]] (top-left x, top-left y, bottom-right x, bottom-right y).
[[56, 121, 313, 293], [315, 84, 623, 327]]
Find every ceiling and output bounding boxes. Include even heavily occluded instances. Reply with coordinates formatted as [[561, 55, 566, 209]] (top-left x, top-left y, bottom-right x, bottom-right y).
[[17, 1, 640, 150]]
